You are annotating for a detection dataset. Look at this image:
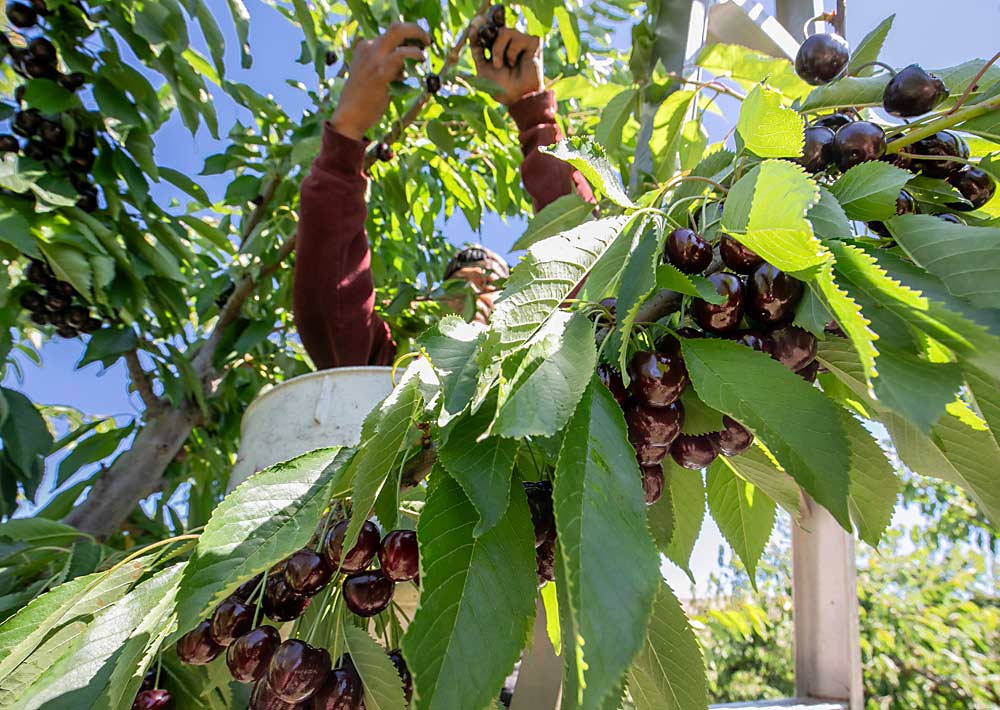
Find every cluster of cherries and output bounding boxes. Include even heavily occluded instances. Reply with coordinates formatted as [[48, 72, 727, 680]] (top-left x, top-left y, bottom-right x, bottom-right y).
[[2, 2, 102, 213], [174, 519, 417, 708], [18, 259, 103, 338], [524, 481, 557, 586], [795, 31, 995, 217]]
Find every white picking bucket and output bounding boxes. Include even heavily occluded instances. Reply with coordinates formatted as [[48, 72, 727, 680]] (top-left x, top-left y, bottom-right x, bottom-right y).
[[228, 366, 394, 491]]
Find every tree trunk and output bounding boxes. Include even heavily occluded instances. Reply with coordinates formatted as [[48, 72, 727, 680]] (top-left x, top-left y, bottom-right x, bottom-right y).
[[63, 405, 197, 538]]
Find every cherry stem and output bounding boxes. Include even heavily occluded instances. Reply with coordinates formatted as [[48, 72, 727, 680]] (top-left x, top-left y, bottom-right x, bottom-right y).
[[802, 13, 836, 41], [887, 94, 1000, 154], [851, 61, 896, 78], [250, 573, 267, 628], [391, 351, 421, 386], [902, 153, 978, 167], [663, 72, 745, 101], [154, 655, 162, 690], [948, 50, 1000, 116], [305, 582, 337, 646]]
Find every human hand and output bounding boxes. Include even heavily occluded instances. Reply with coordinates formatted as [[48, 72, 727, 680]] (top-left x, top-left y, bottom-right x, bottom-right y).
[[469, 18, 543, 106], [331, 22, 431, 141]]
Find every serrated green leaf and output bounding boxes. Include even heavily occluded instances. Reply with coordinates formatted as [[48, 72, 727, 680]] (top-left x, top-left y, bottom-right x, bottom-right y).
[[736, 86, 804, 159], [668, 149, 735, 223], [678, 388, 725, 436], [513, 193, 594, 252], [848, 15, 895, 76], [838, 412, 900, 547], [596, 88, 637, 154], [706, 459, 776, 588], [873, 347, 962, 433], [612, 221, 660, 382], [681, 338, 851, 528], [554, 380, 660, 710], [649, 91, 697, 181], [962, 362, 1000, 448], [22, 79, 76, 113], [830, 161, 912, 222], [696, 43, 810, 100], [540, 137, 635, 208], [655, 263, 725, 305], [722, 444, 801, 519], [808, 186, 854, 240], [420, 317, 485, 427], [662, 463, 704, 581], [56, 423, 134, 487], [628, 583, 708, 710], [343, 626, 407, 710], [0, 389, 52, 477], [798, 75, 889, 113], [38, 242, 93, 299], [403, 470, 536, 710], [793, 285, 833, 337], [173, 447, 342, 637]]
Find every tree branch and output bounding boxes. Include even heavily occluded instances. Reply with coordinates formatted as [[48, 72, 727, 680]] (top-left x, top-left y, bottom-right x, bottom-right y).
[[833, 0, 846, 36], [124, 350, 163, 414]]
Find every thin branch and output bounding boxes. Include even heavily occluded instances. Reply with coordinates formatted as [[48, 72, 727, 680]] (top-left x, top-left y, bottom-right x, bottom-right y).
[[947, 50, 1000, 116], [833, 0, 847, 36], [239, 167, 285, 248], [125, 349, 163, 413]]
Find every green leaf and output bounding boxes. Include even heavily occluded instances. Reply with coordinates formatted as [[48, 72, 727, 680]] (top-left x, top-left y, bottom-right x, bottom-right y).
[[706, 458, 776, 588], [342, 626, 407, 710], [696, 43, 810, 100], [402, 470, 536, 710], [0, 518, 81, 548], [648, 91, 697, 181], [736, 86, 804, 159], [92, 78, 143, 126], [662, 463, 704, 581], [420, 318, 485, 427], [38, 242, 93, 299], [438, 400, 517, 537], [794, 285, 834, 337], [554, 380, 660, 710], [554, 6, 580, 63], [0, 389, 52, 476], [889, 214, 1000, 309], [193, 0, 226, 79], [490, 215, 629, 351], [55, 424, 134, 487], [0, 209, 39, 257], [680, 338, 851, 528], [225, 0, 252, 68], [540, 137, 635, 208], [838, 411, 900, 547], [962, 362, 1000, 448], [808, 187, 854, 240], [611, 220, 660, 380], [493, 312, 597, 439], [159, 167, 210, 206], [22, 80, 76, 113], [872, 347, 962, 433], [679, 387, 726, 436], [722, 444, 802, 519], [830, 161, 912, 221], [848, 15, 896, 76], [667, 149, 735, 223], [595, 88, 637, 153], [173, 447, 342, 636], [628, 583, 708, 710], [655, 264, 725, 304], [78, 328, 138, 369], [512, 194, 593, 252], [798, 75, 889, 113]]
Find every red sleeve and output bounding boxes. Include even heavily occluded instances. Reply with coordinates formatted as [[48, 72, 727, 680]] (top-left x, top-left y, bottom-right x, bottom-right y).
[[293, 124, 396, 369], [509, 90, 596, 212]]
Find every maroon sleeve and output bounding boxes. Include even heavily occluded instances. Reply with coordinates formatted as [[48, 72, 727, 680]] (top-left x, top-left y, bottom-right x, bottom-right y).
[[293, 124, 396, 369], [508, 90, 596, 212]]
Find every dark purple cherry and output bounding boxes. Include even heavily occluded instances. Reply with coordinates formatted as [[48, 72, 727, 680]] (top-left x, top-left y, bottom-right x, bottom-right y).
[[38, 120, 65, 149], [641, 465, 664, 505], [634, 441, 669, 467], [834, 122, 886, 171], [66, 305, 89, 327], [61, 72, 86, 92], [25, 260, 51, 284], [323, 519, 380, 572], [23, 140, 50, 161], [263, 572, 311, 622], [869, 189, 917, 237], [176, 620, 224, 665], [27, 37, 56, 64], [720, 236, 763, 274], [227, 626, 282, 682], [536, 537, 555, 585], [795, 33, 849, 85], [797, 360, 820, 383], [746, 263, 803, 324], [629, 350, 689, 407], [388, 649, 413, 703], [597, 364, 627, 406], [799, 126, 836, 173], [233, 573, 265, 602], [693, 273, 745, 334], [342, 570, 395, 617], [13, 109, 42, 138], [30, 0, 50, 15], [713, 416, 754, 456], [210, 596, 256, 646], [732, 330, 770, 354], [250, 678, 297, 709], [5, 2, 37, 28], [141, 670, 156, 692], [56, 325, 79, 339], [267, 640, 331, 703], [310, 660, 364, 709], [883, 65, 949, 117], [379, 530, 419, 582], [49, 280, 75, 298], [948, 167, 996, 211], [29, 311, 49, 326], [665, 228, 712, 275], [132, 689, 173, 710], [489, 4, 507, 27], [767, 325, 818, 372], [670, 434, 719, 470], [627, 400, 683, 450], [902, 131, 969, 179], [81, 317, 102, 334], [19, 290, 44, 312], [284, 548, 334, 597], [523, 480, 555, 547], [425, 73, 442, 94], [325, 50, 339, 66], [812, 113, 854, 130], [374, 142, 394, 162], [0, 134, 19, 153]]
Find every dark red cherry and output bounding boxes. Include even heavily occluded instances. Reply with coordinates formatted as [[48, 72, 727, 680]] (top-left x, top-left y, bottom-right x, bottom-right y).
[[310, 659, 364, 709], [263, 573, 311, 622], [13, 109, 42, 138], [374, 142, 394, 162], [379, 530, 419, 582], [25, 259, 53, 284], [81, 317, 102, 334], [250, 678, 297, 709], [812, 113, 854, 130], [693, 273, 745, 334], [266, 640, 331, 703], [628, 350, 689, 407], [746, 263, 803, 324], [795, 33, 849, 85], [799, 126, 836, 173], [797, 360, 820, 383], [284, 548, 334, 597], [883, 65, 949, 117], [0, 134, 18, 153], [720, 236, 763, 274], [732, 330, 771, 354], [227, 626, 282, 682], [38, 120, 65, 149], [948, 167, 996, 211], [325, 50, 339, 66], [56, 324, 79, 339], [132, 689, 173, 710], [5, 2, 37, 28], [388, 649, 413, 703], [901, 131, 969, 179], [323, 519, 380, 572], [664, 228, 712, 275], [834, 122, 886, 171], [626, 400, 683, 450], [670, 434, 719, 470], [597, 364, 627, 406], [425, 73, 442, 94], [523, 480, 555, 547], [232, 573, 265, 602], [60, 72, 86, 92], [489, 4, 507, 27], [19, 290, 44, 312], [30, 0, 50, 15], [49, 280, 76, 298], [176, 620, 224, 665], [536, 537, 555, 585], [342, 570, 395, 617], [477, 23, 499, 51], [66, 305, 89, 327], [767, 326, 818, 371], [23, 140, 50, 161], [27, 37, 56, 65], [209, 596, 256, 646], [869, 189, 917, 237], [713, 416, 754, 456], [641, 465, 664, 505], [634, 441, 669, 467]]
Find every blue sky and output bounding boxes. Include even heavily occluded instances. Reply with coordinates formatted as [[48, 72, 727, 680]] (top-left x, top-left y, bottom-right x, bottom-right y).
[[4, 0, 997, 592]]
